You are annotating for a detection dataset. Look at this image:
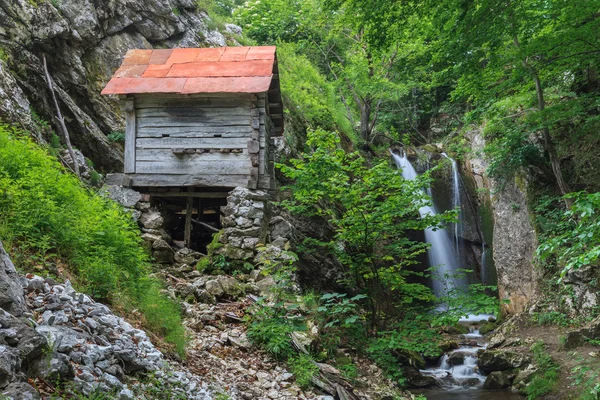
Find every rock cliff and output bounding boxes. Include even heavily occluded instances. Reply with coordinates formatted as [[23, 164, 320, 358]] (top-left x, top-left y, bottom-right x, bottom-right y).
[[466, 127, 539, 315], [0, 0, 229, 170]]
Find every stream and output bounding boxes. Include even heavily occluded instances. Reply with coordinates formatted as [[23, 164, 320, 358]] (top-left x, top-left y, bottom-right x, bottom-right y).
[[415, 316, 523, 399]]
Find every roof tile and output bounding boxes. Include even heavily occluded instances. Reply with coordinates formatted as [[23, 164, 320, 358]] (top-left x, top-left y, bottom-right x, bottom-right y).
[[103, 46, 280, 95], [142, 64, 172, 78], [115, 65, 148, 78], [122, 49, 152, 66], [246, 46, 276, 60], [183, 77, 273, 94], [195, 47, 226, 62], [101, 77, 187, 95], [220, 47, 251, 62], [167, 60, 273, 78], [149, 49, 173, 65], [166, 48, 202, 65]]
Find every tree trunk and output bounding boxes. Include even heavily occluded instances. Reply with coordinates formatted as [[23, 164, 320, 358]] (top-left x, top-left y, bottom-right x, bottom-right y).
[[359, 98, 372, 143], [532, 74, 573, 207], [509, 22, 572, 206]]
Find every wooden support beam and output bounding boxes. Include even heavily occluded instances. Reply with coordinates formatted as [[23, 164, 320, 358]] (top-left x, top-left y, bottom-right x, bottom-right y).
[[148, 191, 229, 199], [122, 98, 136, 173], [184, 188, 193, 248], [191, 218, 219, 232]]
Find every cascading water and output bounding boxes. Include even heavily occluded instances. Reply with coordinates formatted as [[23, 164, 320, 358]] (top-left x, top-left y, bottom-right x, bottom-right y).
[[391, 152, 466, 297], [443, 153, 463, 262], [423, 327, 486, 387]]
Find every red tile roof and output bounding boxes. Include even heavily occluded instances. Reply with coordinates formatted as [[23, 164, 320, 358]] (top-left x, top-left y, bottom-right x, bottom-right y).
[[101, 46, 277, 95]]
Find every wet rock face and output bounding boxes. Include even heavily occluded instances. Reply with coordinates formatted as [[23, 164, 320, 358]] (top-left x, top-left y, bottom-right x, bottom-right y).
[[0, 0, 227, 171]]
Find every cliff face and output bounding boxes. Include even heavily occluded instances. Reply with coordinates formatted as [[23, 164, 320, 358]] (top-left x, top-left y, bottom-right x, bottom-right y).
[[465, 127, 539, 315], [0, 0, 229, 170]]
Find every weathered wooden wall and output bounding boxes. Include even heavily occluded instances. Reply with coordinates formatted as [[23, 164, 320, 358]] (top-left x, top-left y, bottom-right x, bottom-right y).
[[123, 94, 275, 190]]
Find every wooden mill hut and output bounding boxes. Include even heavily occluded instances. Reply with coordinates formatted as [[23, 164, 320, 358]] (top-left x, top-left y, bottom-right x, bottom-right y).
[[102, 46, 283, 192], [101, 46, 284, 248]]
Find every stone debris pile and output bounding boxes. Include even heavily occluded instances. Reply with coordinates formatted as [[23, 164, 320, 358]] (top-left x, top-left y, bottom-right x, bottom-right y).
[[0, 242, 214, 400]]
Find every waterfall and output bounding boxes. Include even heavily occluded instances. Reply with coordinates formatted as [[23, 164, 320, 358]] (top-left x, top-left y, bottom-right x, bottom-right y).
[[481, 244, 486, 285], [442, 153, 463, 261], [391, 152, 466, 297]]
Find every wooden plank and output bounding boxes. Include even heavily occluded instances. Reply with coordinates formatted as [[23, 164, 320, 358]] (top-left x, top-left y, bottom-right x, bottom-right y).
[[134, 94, 253, 106], [124, 98, 136, 173], [136, 107, 252, 118], [130, 173, 249, 188], [137, 116, 251, 128], [147, 191, 229, 199], [136, 149, 250, 162], [137, 137, 248, 149], [136, 126, 253, 138], [136, 160, 250, 175], [184, 190, 193, 248]]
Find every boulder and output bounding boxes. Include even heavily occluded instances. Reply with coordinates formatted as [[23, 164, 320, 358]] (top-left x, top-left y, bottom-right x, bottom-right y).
[[139, 210, 164, 229], [16, 327, 47, 362], [204, 277, 244, 299], [478, 350, 530, 373], [447, 351, 466, 366], [152, 239, 174, 264], [103, 186, 141, 208], [0, 242, 27, 316], [1, 381, 40, 400], [31, 352, 74, 381], [174, 248, 203, 265], [394, 349, 426, 369], [0, 345, 20, 388], [401, 366, 438, 388], [513, 364, 539, 394], [483, 370, 517, 389]]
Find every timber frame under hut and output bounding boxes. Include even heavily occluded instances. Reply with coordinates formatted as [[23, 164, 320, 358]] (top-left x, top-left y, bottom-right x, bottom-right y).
[[101, 46, 284, 250]]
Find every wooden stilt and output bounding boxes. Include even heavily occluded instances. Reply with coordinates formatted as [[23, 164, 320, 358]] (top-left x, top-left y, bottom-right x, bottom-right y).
[[184, 188, 194, 248]]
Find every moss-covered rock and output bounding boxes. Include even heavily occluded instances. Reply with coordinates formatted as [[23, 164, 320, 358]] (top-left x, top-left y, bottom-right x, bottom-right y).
[[479, 322, 497, 335], [483, 370, 517, 389], [478, 350, 531, 373]]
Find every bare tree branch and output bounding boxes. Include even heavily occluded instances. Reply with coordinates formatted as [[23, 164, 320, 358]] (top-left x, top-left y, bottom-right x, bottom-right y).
[[43, 55, 80, 178]]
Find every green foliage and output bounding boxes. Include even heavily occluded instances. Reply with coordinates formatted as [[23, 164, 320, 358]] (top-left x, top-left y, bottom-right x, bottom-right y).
[[531, 311, 570, 327], [246, 299, 300, 359], [526, 341, 560, 399], [0, 47, 9, 63], [433, 281, 503, 327], [278, 129, 452, 328], [537, 192, 600, 281], [288, 354, 319, 389], [0, 125, 185, 354], [277, 43, 354, 139], [107, 131, 125, 143]]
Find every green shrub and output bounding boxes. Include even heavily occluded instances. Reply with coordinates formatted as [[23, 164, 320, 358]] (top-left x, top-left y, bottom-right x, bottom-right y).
[[537, 191, 600, 281], [289, 354, 319, 389], [106, 131, 125, 143], [526, 341, 559, 399], [0, 125, 186, 354], [532, 311, 570, 327]]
